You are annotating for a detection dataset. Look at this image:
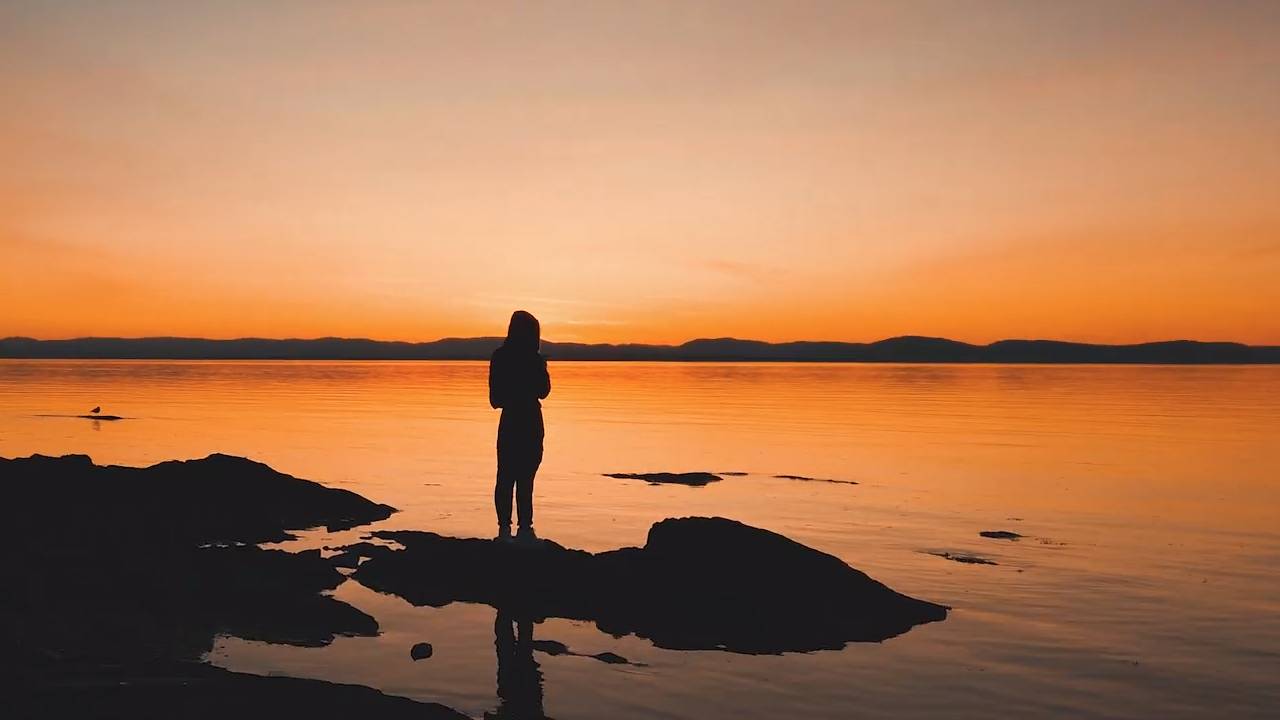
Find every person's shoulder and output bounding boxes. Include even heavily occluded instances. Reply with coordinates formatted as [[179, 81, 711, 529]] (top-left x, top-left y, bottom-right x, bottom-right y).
[[491, 345, 507, 361]]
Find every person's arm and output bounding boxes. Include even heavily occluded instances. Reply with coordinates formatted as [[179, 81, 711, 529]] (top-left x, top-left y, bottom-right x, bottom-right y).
[[489, 353, 503, 409], [536, 355, 551, 400]]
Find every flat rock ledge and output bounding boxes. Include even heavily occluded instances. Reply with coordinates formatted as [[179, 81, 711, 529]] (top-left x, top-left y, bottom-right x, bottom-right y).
[[1, 454, 466, 719], [354, 516, 948, 654]]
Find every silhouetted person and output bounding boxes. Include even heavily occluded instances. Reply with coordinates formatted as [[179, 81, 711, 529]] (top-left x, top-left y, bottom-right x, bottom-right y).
[[489, 310, 550, 542], [484, 610, 550, 720]]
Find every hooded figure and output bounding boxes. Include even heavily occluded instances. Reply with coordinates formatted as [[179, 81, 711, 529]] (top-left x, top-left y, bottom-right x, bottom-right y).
[[488, 310, 551, 539]]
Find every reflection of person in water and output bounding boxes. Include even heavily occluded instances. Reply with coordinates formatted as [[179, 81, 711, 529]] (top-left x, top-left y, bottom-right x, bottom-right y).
[[488, 310, 551, 543], [486, 610, 549, 720]]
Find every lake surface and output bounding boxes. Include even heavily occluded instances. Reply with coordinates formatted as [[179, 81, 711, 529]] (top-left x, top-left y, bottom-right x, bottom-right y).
[[2, 360, 1277, 718]]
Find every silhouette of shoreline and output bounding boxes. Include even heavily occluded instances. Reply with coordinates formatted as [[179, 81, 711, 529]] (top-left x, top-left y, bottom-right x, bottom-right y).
[[3, 335, 1278, 363], [3, 453, 461, 718], [5, 452, 945, 717]]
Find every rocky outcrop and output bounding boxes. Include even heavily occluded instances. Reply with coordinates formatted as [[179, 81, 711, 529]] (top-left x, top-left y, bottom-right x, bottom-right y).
[[0, 453, 395, 547], [353, 516, 948, 653], [0, 454, 453, 718]]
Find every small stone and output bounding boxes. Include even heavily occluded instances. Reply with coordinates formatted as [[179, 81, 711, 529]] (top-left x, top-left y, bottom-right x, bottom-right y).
[[410, 642, 433, 660]]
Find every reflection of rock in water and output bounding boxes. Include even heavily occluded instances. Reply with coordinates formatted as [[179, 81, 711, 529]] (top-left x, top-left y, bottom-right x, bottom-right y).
[[531, 638, 642, 666], [486, 612, 550, 720], [354, 516, 948, 654]]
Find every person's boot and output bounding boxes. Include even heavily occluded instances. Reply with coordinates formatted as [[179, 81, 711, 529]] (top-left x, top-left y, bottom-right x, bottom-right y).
[[495, 524, 514, 543], [515, 525, 540, 546]]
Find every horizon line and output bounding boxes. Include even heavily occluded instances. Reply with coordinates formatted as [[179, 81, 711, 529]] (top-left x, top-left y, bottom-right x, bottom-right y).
[[3, 334, 1277, 348]]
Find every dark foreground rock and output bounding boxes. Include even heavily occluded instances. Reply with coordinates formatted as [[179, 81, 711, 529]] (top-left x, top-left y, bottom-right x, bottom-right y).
[[603, 471, 723, 486], [10, 660, 466, 720], [1, 452, 395, 546], [1, 454, 462, 719], [354, 516, 948, 653]]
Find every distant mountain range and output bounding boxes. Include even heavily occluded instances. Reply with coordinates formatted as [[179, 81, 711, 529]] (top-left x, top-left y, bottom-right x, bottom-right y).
[[2, 336, 1278, 363]]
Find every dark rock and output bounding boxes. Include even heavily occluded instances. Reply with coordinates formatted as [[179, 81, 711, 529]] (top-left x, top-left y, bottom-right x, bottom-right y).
[[335, 540, 398, 558], [0, 453, 448, 717], [0, 453, 397, 548], [531, 639, 571, 656], [979, 530, 1023, 540], [774, 474, 858, 485], [924, 551, 999, 565], [0, 455, 392, 659], [603, 472, 722, 486], [12, 660, 468, 719], [356, 516, 947, 653], [410, 642, 433, 660], [530, 639, 639, 665], [330, 550, 363, 568]]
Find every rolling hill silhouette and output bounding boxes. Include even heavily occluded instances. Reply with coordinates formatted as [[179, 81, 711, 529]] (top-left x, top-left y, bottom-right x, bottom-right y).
[[2, 336, 1277, 363]]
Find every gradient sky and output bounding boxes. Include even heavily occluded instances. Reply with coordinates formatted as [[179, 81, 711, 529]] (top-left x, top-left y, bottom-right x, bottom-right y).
[[2, 1, 1278, 344]]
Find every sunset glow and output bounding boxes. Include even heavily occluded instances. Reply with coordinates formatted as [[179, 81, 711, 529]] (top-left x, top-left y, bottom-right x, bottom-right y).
[[3, 1, 1278, 344]]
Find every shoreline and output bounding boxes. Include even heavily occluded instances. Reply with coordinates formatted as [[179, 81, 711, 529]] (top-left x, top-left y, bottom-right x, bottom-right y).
[[3, 452, 946, 716]]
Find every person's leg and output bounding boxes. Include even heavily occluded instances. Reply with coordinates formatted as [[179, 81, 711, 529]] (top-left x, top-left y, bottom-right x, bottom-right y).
[[515, 446, 542, 531], [495, 448, 515, 532]]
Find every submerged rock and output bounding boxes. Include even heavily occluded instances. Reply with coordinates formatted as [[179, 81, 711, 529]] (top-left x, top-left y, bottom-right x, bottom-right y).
[[774, 474, 859, 486], [355, 516, 948, 653], [410, 642, 434, 660], [603, 471, 722, 486], [979, 530, 1023, 540], [924, 550, 999, 565]]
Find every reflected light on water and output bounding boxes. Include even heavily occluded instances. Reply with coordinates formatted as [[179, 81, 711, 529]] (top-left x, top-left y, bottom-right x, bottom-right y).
[[2, 360, 1278, 718]]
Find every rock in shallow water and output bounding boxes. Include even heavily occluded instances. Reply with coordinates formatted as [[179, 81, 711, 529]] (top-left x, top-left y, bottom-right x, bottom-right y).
[[924, 550, 999, 565], [603, 471, 723, 486], [410, 642, 434, 660], [354, 516, 948, 653], [773, 474, 859, 485]]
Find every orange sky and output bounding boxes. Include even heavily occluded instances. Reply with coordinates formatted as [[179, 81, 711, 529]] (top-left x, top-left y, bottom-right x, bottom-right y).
[[2, 1, 1278, 345]]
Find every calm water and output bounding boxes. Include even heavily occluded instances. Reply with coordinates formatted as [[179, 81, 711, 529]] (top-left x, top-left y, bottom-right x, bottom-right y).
[[2, 360, 1278, 718]]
